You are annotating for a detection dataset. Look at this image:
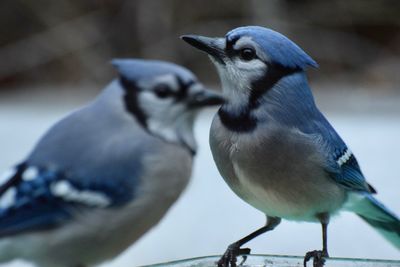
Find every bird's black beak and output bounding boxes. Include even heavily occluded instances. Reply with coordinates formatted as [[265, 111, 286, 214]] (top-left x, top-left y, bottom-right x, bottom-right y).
[[188, 89, 225, 108], [181, 35, 226, 64]]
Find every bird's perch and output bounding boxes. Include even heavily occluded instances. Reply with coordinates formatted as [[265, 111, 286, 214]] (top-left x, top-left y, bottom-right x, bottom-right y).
[[143, 255, 400, 267]]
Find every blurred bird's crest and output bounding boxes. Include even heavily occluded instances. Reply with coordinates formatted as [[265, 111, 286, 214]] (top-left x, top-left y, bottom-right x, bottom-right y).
[[111, 59, 196, 84]]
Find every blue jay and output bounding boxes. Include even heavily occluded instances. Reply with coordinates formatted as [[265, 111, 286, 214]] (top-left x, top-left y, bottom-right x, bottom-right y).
[[182, 26, 400, 267], [0, 59, 224, 267]]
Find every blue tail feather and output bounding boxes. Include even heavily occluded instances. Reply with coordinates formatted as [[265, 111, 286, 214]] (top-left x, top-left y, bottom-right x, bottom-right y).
[[350, 194, 400, 249]]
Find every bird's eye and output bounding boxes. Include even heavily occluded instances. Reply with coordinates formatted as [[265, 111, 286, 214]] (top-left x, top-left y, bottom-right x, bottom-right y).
[[239, 48, 256, 61], [153, 84, 171, 98]]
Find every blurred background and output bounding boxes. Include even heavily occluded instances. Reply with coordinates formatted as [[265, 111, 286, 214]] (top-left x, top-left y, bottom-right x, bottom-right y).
[[0, 0, 399, 266]]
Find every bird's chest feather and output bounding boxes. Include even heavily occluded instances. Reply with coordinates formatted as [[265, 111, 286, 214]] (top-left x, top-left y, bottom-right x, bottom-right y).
[[210, 117, 345, 220]]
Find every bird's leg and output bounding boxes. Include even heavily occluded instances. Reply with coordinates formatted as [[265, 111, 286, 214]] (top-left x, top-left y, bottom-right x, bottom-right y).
[[304, 214, 330, 267], [217, 216, 281, 267]]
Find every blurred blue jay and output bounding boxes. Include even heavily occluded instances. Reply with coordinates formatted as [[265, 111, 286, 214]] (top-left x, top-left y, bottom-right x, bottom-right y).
[[0, 59, 224, 267], [182, 26, 400, 267]]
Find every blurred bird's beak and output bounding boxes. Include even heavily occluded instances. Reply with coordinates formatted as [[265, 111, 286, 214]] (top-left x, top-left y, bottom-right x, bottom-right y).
[[181, 35, 226, 64], [187, 89, 225, 108]]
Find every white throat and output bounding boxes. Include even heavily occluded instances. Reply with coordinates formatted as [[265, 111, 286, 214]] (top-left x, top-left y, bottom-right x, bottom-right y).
[[146, 112, 197, 154]]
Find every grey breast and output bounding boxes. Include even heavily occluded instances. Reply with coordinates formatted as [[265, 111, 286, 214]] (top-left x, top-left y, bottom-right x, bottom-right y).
[[210, 114, 346, 220]]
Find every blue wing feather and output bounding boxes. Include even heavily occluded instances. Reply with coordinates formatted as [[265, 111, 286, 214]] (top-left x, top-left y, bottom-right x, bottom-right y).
[[312, 113, 373, 193], [293, 109, 373, 193], [0, 165, 136, 237], [0, 199, 72, 237], [329, 149, 373, 192]]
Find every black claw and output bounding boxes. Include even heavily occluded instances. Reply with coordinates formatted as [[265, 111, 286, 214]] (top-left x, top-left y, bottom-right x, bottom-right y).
[[238, 254, 248, 266], [217, 244, 251, 267], [303, 250, 328, 267]]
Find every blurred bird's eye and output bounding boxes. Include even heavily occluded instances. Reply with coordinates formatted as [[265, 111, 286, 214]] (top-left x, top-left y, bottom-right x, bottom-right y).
[[239, 48, 256, 61], [154, 84, 171, 98]]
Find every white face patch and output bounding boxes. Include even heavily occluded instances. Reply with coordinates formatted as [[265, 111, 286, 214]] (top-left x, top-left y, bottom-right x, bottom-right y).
[[214, 61, 249, 110], [22, 166, 39, 181], [135, 74, 199, 152], [232, 57, 267, 84], [51, 180, 111, 208], [138, 74, 183, 125], [140, 93, 185, 142]]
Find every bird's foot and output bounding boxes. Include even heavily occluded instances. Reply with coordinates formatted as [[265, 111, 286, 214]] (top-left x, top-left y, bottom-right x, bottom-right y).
[[217, 243, 251, 267], [303, 250, 329, 267]]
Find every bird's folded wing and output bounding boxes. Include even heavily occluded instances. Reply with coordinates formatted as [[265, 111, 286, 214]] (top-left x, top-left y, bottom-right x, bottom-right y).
[[325, 146, 375, 193], [0, 164, 135, 237], [307, 119, 375, 194]]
